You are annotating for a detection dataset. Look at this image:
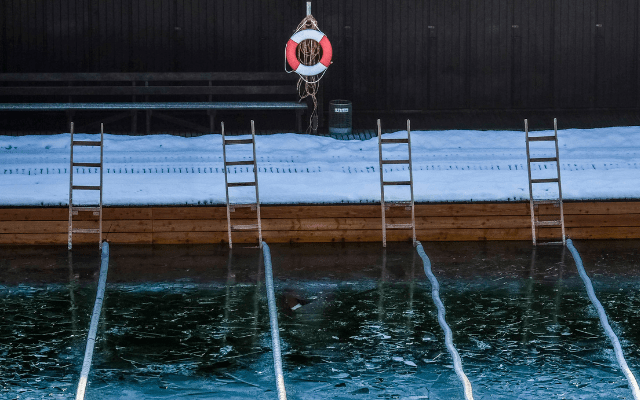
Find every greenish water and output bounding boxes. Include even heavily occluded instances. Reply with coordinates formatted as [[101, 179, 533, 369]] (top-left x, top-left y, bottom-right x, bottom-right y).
[[1, 241, 639, 399]]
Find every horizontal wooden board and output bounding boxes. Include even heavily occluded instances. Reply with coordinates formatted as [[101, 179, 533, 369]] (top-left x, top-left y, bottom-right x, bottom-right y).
[[151, 203, 534, 219], [0, 207, 152, 221], [0, 220, 153, 234], [1, 201, 639, 244]]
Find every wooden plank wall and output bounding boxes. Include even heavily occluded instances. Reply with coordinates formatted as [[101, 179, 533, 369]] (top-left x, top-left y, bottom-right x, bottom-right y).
[[1, 202, 639, 245], [1, 0, 639, 112]]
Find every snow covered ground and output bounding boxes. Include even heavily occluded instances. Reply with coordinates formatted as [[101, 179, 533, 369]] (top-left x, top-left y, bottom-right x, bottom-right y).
[[1, 126, 639, 206]]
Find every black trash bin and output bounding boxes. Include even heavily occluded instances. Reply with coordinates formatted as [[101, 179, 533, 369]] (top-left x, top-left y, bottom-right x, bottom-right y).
[[328, 100, 352, 136]]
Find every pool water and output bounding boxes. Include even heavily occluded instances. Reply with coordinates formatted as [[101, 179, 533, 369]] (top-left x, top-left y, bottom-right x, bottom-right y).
[[1, 241, 639, 399]]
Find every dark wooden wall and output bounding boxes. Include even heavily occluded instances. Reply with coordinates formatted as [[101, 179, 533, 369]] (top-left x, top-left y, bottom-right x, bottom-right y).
[[1, 0, 639, 112]]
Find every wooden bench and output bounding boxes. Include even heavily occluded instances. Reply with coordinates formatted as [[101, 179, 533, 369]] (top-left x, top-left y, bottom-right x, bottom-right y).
[[0, 72, 308, 134]]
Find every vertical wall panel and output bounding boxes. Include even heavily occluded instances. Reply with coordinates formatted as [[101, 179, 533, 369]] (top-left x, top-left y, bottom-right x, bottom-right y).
[[384, 0, 394, 110], [637, 0, 640, 108], [429, 0, 468, 109], [469, 0, 512, 108], [351, 0, 362, 108], [214, 0, 224, 72], [595, 0, 637, 108], [414, 0, 425, 111], [18, 0, 28, 69], [555, 0, 597, 108], [3, 1, 13, 71], [512, 0, 554, 109], [0, 3, 4, 72]]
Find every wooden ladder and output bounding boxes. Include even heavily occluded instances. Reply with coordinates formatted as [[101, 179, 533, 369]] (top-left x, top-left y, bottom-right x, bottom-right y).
[[378, 119, 416, 247], [525, 118, 566, 246], [68, 122, 104, 250], [222, 120, 262, 248]]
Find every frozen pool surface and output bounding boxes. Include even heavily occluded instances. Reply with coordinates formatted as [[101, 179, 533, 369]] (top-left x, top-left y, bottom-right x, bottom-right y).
[[1, 241, 639, 399]]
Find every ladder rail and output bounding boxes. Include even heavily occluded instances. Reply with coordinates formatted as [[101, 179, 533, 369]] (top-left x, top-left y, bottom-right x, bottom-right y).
[[553, 118, 566, 245], [99, 124, 103, 251], [68, 123, 75, 250], [377, 119, 387, 247], [251, 120, 263, 248], [407, 120, 416, 246], [222, 122, 233, 248], [524, 119, 536, 245]]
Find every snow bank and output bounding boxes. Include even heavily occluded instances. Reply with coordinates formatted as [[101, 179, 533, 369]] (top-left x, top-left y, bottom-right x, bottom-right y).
[[1, 127, 639, 206]]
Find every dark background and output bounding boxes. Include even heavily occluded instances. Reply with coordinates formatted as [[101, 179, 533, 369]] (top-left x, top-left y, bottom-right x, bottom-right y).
[[2, 0, 640, 132]]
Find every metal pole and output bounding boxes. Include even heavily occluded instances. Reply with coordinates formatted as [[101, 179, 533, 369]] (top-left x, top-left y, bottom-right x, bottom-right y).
[[307, 1, 311, 16]]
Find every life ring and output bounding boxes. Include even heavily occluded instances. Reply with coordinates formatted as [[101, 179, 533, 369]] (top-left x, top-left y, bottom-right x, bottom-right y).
[[286, 29, 332, 76]]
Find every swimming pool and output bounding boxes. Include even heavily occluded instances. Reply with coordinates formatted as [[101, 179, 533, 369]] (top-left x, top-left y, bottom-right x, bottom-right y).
[[1, 241, 639, 399]]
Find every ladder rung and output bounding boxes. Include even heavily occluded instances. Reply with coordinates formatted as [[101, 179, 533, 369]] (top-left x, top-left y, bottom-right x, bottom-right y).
[[527, 135, 556, 142], [73, 162, 102, 167], [385, 201, 412, 207], [72, 228, 101, 234], [531, 178, 559, 184], [380, 138, 409, 144], [227, 182, 256, 187], [536, 241, 565, 246], [225, 160, 254, 166], [386, 223, 413, 229], [383, 181, 411, 186], [535, 220, 562, 226], [72, 140, 102, 146], [533, 199, 560, 205], [225, 139, 253, 145], [381, 159, 410, 165], [529, 157, 557, 163], [229, 203, 257, 209], [72, 206, 101, 212], [231, 224, 259, 230], [72, 185, 101, 190]]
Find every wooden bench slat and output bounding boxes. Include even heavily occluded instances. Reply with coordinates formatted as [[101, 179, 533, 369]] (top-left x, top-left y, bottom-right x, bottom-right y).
[[0, 86, 297, 96], [0, 102, 307, 111], [0, 72, 299, 82]]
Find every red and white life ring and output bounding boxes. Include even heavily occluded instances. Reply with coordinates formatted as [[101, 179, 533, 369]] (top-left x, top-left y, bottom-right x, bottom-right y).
[[286, 29, 332, 76]]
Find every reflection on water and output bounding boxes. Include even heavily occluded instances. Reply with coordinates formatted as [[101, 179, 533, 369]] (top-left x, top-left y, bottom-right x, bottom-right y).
[[1, 241, 639, 399]]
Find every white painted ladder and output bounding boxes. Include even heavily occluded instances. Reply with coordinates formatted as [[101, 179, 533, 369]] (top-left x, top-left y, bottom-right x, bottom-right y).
[[222, 120, 263, 248], [525, 118, 565, 246], [378, 119, 416, 247], [68, 122, 104, 250]]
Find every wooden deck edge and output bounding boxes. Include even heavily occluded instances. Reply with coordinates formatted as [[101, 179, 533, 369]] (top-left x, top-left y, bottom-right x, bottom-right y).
[[1, 201, 639, 244]]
